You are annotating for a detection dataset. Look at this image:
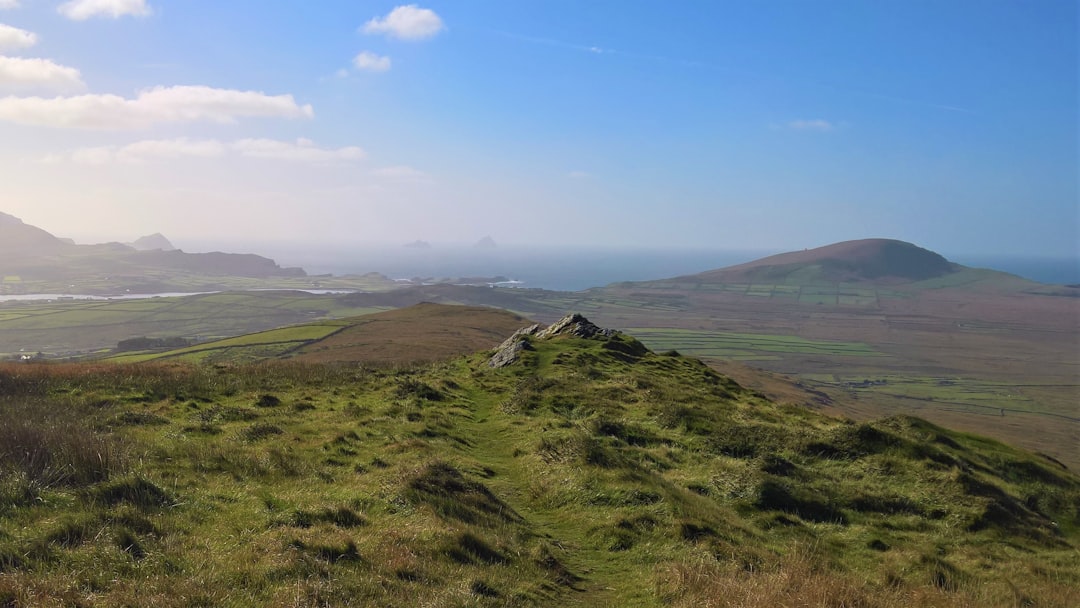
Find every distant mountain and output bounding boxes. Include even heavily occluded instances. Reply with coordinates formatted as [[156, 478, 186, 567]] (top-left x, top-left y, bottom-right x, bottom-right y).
[[129, 233, 176, 251], [689, 239, 958, 284], [0, 211, 305, 293], [474, 236, 497, 248], [0, 211, 70, 257], [404, 240, 432, 249]]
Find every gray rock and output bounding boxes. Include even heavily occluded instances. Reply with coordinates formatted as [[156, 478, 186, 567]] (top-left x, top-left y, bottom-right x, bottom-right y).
[[488, 324, 541, 368], [537, 313, 616, 340], [488, 314, 621, 368]]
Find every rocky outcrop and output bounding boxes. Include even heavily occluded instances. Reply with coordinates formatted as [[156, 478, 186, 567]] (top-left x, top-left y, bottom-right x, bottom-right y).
[[488, 324, 541, 368], [488, 314, 620, 368], [536, 313, 616, 340]]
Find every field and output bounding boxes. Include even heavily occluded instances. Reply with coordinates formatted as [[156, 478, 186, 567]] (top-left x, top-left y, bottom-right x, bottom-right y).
[[104, 322, 353, 364], [625, 328, 883, 360], [109, 304, 532, 368], [0, 326, 1077, 606], [0, 292, 388, 359]]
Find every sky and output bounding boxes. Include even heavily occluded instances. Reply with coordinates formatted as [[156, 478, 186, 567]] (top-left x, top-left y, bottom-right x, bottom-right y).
[[0, 0, 1076, 257]]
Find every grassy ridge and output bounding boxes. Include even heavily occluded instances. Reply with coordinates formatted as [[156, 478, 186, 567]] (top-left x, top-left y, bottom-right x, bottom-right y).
[[0, 327, 1077, 606]]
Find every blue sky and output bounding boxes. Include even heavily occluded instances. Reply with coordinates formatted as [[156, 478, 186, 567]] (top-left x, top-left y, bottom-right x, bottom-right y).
[[0, 1, 1075, 256]]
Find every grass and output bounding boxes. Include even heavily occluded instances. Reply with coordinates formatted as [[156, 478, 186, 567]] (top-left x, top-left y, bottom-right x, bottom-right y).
[[0, 291, 389, 359], [803, 374, 1071, 419], [104, 321, 350, 364], [625, 327, 883, 359], [0, 322, 1076, 606]]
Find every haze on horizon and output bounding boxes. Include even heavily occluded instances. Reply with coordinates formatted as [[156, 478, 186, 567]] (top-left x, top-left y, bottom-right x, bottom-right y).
[[0, 1, 1076, 257]]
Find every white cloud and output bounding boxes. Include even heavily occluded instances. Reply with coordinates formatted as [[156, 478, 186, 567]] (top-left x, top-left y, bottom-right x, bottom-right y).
[[0, 1, 20, 10], [362, 5, 444, 40], [0, 85, 313, 128], [0, 23, 36, 50], [232, 138, 366, 162], [70, 146, 113, 165], [58, 0, 151, 20], [0, 56, 84, 92], [786, 119, 834, 132], [372, 165, 427, 180], [117, 138, 228, 161], [54, 137, 364, 164], [353, 51, 391, 72]]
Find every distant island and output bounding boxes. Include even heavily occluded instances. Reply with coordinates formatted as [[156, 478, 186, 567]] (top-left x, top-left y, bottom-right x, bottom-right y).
[[128, 233, 176, 251]]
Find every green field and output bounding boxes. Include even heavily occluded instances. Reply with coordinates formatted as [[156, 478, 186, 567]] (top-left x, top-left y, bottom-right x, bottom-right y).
[[802, 374, 1070, 419], [0, 293, 388, 358], [626, 328, 883, 360], [104, 321, 353, 364]]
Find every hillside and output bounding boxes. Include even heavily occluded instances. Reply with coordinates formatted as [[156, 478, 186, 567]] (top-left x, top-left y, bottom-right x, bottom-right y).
[[673, 238, 1012, 287], [1, 313, 1077, 606], [0, 211, 70, 257]]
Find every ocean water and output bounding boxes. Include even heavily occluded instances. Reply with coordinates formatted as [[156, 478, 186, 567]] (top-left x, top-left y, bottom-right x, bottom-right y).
[[254, 245, 1079, 292], [267, 246, 773, 292], [948, 255, 1080, 286]]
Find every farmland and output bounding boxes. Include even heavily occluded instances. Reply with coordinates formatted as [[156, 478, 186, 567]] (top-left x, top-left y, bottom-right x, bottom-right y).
[[0, 292, 388, 359]]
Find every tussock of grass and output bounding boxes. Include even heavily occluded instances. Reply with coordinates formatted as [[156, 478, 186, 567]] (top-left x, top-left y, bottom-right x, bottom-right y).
[[0, 397, 125, 488]]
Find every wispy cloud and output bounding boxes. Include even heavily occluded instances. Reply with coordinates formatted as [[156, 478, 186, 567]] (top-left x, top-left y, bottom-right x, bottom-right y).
[[362, 5, 444, 41], [0, 23, 36, 50], [489, 30, 612, 57], [50, 137, 364, 164], [372, 165, 428, 180], [0, 1, 20, 10], [0, 85, 313, 128], [58, 0, 151, 20], [233, 138, 365, 162], [353, 51, 391, 73], [785, 119, 835, 132], [0, 56, 84, 92]]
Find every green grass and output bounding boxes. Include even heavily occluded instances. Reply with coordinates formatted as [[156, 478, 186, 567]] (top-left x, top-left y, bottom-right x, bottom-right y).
[[802, 374, 1066, 418], [0, 326, 1075, 606], [0, 292, 388, 358], [102, 322, 350, 364], [625, 328, 883, 359]]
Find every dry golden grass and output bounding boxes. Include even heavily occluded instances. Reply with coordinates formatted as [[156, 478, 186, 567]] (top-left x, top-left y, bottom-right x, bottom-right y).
[[655, 545, 1080, 608]]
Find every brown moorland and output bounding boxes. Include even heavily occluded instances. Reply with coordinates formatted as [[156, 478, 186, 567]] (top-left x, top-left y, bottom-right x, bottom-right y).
[[288, 302, 532, 365]]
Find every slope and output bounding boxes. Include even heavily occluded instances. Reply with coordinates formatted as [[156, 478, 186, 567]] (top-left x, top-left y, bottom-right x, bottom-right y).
[[1, 314, 1076, 606]]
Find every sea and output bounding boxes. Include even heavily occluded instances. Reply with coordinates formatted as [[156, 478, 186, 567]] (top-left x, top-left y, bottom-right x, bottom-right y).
[[3, 245, 1076, 301], [255, 245, 1080, 293]]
